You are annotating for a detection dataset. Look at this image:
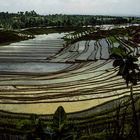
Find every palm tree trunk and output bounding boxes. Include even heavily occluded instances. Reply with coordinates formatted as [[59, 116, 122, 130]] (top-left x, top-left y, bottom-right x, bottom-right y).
[[130, 85, 140, 140]]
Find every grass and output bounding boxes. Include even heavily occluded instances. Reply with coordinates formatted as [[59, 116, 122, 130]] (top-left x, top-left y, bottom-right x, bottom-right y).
[[2, 29, 34, 44], [0, 30, 24, 45], [20, 27, 80, 35], [0, 27, 81, 45], [108, 36, 118, 43]]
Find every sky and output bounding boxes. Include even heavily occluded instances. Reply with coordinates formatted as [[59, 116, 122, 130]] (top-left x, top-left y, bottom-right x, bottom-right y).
[[0, 0, 140, 16]]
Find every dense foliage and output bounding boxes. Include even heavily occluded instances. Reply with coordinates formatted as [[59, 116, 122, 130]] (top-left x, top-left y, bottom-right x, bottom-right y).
[[0, 11, 139, 29]]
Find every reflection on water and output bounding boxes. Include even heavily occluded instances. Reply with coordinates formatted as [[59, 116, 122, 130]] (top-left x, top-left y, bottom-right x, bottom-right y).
[[33, 33, 67, 40], [0, 62, 71, 73], [0, 33, 71, 73]]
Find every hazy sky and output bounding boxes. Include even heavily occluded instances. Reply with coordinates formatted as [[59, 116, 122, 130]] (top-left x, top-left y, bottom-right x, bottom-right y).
[[0, 0, 140, 16]]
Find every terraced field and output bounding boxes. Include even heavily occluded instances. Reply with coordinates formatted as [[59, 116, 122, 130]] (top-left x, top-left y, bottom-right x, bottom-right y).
[[0, 27, 140, 116]]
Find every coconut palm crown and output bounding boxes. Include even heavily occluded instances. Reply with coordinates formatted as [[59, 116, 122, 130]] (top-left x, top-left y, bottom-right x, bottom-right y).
[[110, 45, 140, 86]]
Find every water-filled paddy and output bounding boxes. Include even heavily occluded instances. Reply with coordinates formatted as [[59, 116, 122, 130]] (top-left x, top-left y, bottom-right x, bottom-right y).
[[0, 62, 71, 73], [0, 28, 139, 115]]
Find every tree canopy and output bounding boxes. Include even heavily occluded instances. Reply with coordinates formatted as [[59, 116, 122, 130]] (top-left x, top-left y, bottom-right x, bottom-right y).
[[0, 11, 139, 29]]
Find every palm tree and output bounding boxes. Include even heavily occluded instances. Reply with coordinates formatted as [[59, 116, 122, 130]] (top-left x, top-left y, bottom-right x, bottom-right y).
[[110, 45, 140, 140], [52, 106, 75, 140]]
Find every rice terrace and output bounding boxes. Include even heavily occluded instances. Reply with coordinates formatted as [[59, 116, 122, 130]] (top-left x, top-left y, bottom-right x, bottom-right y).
[[0, 6, 140, 140]]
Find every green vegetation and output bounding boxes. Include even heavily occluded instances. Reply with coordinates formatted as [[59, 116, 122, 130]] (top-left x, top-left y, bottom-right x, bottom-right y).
[[110, 46, 140, 140], [0, 11, 139, 29], [0, 27, 80, 45], [0, 11, 140, 45], [20, 26, 81, 35], [0, 30, 33, 45], [0, 98, 140, 140], [0, 11, 140, 140]]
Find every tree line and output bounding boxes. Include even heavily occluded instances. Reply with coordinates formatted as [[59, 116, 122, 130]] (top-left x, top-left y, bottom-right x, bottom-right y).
[[0, 10, 139, 29]]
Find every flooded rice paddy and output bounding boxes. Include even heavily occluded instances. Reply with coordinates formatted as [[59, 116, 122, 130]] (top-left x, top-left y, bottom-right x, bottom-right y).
[[0, 31, 140, 114]]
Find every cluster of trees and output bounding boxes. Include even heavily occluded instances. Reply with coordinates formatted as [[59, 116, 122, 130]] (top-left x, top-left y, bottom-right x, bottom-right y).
[[110, 45, 140, 140], [0, 11, 139, 29]]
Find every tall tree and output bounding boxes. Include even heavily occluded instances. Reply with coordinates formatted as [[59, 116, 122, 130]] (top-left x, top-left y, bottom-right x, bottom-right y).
[[110, 45, 140, 140], [52, 106, 74, 140]]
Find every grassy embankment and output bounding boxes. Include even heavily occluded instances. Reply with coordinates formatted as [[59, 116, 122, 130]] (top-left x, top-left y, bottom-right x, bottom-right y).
[[0, 26, 91, 45], [0, 30, 33, 45]]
